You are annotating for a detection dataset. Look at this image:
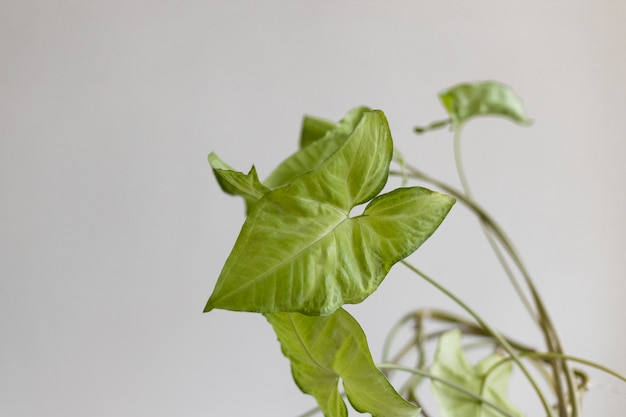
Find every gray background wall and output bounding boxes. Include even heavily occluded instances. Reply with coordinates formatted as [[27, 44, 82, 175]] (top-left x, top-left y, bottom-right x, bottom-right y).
[[1, 1, 624, 416]]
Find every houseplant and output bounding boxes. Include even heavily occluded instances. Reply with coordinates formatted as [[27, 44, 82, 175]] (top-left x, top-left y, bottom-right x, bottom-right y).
[[203, 81, 625, 417]]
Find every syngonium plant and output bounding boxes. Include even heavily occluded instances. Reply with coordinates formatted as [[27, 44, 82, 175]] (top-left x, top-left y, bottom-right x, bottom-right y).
[[204, 81, 625, 417]]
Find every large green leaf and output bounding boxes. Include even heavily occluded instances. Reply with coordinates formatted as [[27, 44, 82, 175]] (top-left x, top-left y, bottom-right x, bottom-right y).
[[266, 308, 420, 417], [265, 106, 371, 189], [431, 329, 523, 417], [439, 81, 531, 127], [204, 110, 455, 315]]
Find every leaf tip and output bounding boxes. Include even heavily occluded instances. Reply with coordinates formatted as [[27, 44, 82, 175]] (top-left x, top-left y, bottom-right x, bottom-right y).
[[203, 298, 216, 313]]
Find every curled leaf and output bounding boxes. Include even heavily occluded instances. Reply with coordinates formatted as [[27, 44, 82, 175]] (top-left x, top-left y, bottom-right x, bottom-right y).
[[439, 81, 531, 127], [208, 152, 270, 212]]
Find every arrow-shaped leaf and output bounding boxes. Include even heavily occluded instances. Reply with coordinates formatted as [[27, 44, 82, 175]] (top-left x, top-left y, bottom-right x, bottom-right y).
[[431, 329, 523, 417], [266, 308, 420, 417], [204, 110, 455, 315], [439, 81, 531, 127]]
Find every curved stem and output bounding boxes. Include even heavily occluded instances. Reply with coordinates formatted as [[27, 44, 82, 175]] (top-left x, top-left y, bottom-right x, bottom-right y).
[[481, 349, 624, 410], [382, 309, 417, 364], [414, 118, 451, 134], [400, 260, 556, 417], [452, 126, 472, 196], [487, 352, 626, 385], [451, 127, 579, 417], [390, 162, 581, 416], [392, 148, 409, 187], [452, 126, 538, 325]]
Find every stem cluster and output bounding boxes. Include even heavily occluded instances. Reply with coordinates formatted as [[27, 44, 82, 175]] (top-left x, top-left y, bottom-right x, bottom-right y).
[[382, 125, 625, 416]]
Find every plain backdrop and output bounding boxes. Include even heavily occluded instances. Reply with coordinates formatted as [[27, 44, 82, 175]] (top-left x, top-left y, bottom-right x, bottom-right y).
[[1, 1, 625, 416]]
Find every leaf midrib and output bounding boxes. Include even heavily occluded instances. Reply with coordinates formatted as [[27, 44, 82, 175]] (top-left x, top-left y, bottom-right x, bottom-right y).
[[287, 314, 336, 376]]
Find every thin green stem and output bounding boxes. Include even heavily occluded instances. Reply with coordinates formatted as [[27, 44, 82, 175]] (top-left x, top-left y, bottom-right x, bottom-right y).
[[400, 260, 556, 417], [382, 311, 416, 364], [390, 164, 542, 323], [487, 352, 626, 385], [452, 126, 473, 196], [451, 126, 538, 325], [451, 127, 579, 417], [384, 308, 540, 358], [390, 164, 541, 320], [392, 148, 409, 187], [414, 118, 451, 134], [390, 163, 581, 416]]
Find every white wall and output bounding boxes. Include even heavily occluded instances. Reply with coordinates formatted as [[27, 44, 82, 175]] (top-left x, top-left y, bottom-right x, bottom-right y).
[[1, 1, 624, 416]]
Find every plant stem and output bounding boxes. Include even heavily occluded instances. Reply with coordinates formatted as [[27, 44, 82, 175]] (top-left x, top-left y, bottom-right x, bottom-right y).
[[414, 118, 451, 134], [390, 162, 581, 416], [383, 308, 540, 361], [500, 352, 626, 385], [400, 260, 556, 417], [451, 126, 538, 325], [390, 164, 538, 323], [451, 126, 579, 417]]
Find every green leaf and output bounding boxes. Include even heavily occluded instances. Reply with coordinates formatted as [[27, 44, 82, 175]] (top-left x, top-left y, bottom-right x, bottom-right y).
[[265, 106, 371, 189], [431, 329, 523, 417], [208, 152, 270, 211], [266, 308, 420, 417], [439, 81, 531, 127], [300, 115, 336, 148], [204, 110, 455, 315]]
